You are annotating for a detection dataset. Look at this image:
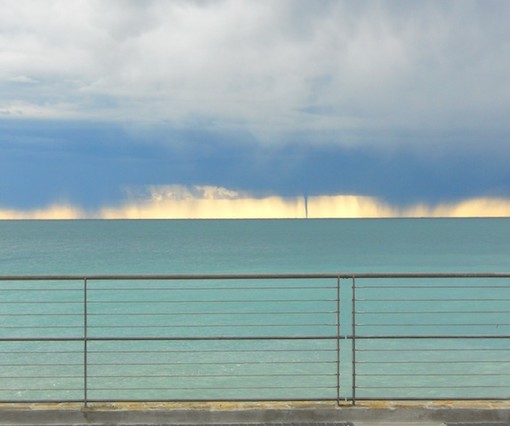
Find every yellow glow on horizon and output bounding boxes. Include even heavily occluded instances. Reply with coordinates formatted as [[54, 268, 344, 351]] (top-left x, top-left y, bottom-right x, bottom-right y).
[[307, 195, 396, 218], [0, 204, 83, 220], [1, 190, 510, 220], [99, 196, 306, 219], [403, 198, 510, 218]]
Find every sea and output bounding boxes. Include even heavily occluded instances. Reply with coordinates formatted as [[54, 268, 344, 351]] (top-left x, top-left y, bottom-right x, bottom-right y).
[[0, 218, 509, 402], [2, 218, 510, 275]]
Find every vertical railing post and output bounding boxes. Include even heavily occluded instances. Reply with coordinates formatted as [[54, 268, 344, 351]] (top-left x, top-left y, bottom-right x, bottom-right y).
[[351, 276, 356, 406], [83, 277, 88, 408], [336, 276, 341, 406]]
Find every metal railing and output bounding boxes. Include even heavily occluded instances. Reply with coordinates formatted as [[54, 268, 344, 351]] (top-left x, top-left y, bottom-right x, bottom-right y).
[[0, 273, 509, 405]]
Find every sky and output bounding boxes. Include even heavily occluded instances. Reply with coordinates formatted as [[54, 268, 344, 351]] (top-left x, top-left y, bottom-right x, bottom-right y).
[[1, 0, 510, 218]]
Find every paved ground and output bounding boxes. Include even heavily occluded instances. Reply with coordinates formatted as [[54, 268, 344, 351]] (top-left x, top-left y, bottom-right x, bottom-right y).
[[1, 401, 510, 425]]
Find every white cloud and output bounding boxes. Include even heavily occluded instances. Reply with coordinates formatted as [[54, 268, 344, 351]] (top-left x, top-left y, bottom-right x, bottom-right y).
[[7, 75, 38, 84], [0, 101, 82, 119], [1, 0, 509, 144], [143, 184, 244, 201]]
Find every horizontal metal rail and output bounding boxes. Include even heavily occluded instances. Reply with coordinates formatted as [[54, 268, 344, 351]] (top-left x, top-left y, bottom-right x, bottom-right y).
[[0, 272, 509, 406], [2, 272, 510, 280]]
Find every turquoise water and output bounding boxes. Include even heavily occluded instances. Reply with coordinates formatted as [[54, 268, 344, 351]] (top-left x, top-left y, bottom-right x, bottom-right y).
[[0, 218, 509, 402], [2, 218, 510, 275]]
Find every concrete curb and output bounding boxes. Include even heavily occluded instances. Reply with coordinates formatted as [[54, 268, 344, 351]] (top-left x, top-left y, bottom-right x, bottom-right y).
[[1, 405, 510, 425]]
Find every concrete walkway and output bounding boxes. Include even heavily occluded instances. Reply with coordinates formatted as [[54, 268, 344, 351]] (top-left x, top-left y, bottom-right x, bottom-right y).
[[0, 401, 509, 425]]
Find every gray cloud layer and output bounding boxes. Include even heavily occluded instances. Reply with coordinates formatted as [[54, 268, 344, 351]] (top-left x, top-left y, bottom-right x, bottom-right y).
[[2, 0, 510, 145]]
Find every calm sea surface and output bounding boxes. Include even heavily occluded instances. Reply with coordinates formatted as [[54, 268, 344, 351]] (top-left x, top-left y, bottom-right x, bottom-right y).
[[1, 218, 510, 275], [0, 218, 509, 402]]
